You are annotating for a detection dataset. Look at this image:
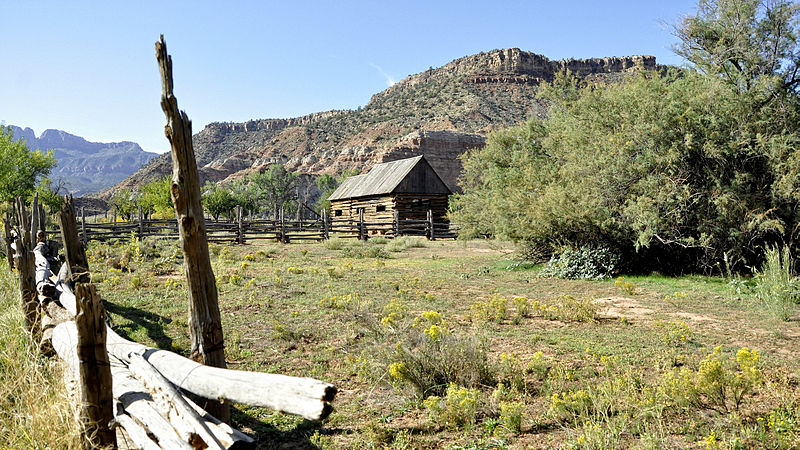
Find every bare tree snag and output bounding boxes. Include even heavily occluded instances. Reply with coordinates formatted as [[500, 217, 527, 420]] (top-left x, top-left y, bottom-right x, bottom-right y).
[[58, 195, 116, 449], [156, 35, 229, 423]]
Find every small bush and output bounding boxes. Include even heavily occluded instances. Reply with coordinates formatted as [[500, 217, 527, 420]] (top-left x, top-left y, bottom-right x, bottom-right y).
[[469, 294, 509, 323], [540, 245, 620, 280], [423, 383, 480, 429], [661, 346, 762, 413], [499, 401, 525, 434], [754, 246, 799, 321], [324, 237, 346, 250], [341, 243, 389, 259], [614, 276, 636, 295], [387, 325, 494, 397], [387, 236, 426, 252]]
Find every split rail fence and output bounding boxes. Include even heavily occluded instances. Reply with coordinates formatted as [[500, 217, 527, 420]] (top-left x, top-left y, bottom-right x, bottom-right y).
[[72, 206, 458, 244]]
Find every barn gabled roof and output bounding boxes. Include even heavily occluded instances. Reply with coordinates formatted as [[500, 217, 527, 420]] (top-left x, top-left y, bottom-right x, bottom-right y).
[[328, 155, 451, 201]]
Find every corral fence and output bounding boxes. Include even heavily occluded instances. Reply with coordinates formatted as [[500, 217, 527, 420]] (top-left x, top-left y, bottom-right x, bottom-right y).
[[68, 206, 458, 245]]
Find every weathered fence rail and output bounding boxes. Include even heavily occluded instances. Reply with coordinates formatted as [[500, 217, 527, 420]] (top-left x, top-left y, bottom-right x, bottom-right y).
[[72, 211, 458, 244]]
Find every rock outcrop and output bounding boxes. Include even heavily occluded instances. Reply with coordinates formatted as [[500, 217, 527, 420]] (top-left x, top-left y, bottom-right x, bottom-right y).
[[116, 48, 661, 194]]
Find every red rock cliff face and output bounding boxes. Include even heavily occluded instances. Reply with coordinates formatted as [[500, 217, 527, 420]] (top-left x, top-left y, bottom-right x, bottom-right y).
[[372, 131, 485, 193], [115, 48, 659, 194]]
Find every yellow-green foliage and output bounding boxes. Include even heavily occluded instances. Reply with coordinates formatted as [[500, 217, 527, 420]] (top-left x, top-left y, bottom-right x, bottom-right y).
[[380, 298, 408, 327], [412, 310, 449, 340], [499, 401, 525, 434], [423, 383, 480, 429], [664, 291, 688, 307], [469, 294, 509, 323], [550, 390, 593, 420], [528, 351, 550, 381], [662, 346, 762, 413], [320, 292, 367, 309], [615, 276, 637, 295], [497, 352, 526, 392], [655, 320, 693, 346]]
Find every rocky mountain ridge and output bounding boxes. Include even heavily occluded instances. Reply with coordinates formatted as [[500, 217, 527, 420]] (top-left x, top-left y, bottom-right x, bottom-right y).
[[119, 48, 659, 193], [8, 126, 158, 195]]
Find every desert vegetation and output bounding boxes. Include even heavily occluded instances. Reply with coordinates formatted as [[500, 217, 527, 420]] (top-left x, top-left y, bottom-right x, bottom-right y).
[[452, 0, 800, 275], [5, 236, 798, 448]]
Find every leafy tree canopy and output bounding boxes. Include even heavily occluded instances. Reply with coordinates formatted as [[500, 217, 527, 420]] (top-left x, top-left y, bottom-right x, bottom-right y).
[[0, 126, 57, 205]]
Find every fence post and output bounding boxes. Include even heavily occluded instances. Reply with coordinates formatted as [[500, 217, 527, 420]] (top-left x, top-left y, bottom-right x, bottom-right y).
[[427, 210, 435, 241], [58, 195, 116, 449], [237, 206, 244, 245], [80, 206, 88, 246], [158, 36, 229, 421], [14, 197, 38, 337], [3, 212, 13, 268], [322, 209, 329, 240], [357, 208, 363, 240], [280, 205, 288, 243], [137, 206, 144, 241], [393, 209, 400, 238]]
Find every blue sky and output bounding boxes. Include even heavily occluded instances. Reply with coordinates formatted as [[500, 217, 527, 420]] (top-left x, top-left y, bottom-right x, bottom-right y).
[[1, 0, 697, 154]]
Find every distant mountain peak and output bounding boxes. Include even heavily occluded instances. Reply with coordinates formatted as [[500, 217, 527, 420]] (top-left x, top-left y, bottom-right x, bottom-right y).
[[7, 125, 158, 195]]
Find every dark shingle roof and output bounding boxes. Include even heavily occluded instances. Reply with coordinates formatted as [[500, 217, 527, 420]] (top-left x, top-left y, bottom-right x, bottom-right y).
[[328, 156, 449, 200]]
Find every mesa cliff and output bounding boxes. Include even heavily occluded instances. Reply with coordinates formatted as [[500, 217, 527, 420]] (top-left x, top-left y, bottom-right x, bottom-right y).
[[118, 48, 659, 194]]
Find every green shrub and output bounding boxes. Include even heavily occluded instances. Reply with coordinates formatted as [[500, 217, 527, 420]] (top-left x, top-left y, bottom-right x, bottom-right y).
[[386, 322, 494, 397], [754, 246, 799, 321], [661, 346, 762, 413], [387, 236, 426, 252], [469, 294, 509, 323], [324, 237, 346, 250], [540, 245, 620, 280], [499, 401, 525, 434], [422, 383, 480, 429]]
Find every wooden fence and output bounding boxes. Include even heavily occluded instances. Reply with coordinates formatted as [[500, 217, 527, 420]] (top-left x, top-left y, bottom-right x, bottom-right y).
[[69, 206, 458, 244]]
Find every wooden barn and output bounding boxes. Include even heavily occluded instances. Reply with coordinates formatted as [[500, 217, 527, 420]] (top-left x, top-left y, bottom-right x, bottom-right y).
[[328, 155, 452, 225]]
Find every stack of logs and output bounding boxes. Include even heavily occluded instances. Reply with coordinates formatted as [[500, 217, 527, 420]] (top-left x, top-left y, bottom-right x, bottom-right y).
[[5, 195, 337, 449], [3, 195, 337, 449]]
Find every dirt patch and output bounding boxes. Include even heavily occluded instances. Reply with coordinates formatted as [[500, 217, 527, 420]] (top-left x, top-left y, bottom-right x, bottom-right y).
[[594, 296, 654, 319], [673, 312, 718, 322]]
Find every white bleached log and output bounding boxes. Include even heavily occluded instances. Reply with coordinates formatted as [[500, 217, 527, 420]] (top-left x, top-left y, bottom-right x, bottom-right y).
[[59, 283, 336, 421], [112, 414, 162, 450], [111, 362, 195, 450], [53, 321, 253, 449], [128, 353, 225, 449], [108, 328, 336, 421]]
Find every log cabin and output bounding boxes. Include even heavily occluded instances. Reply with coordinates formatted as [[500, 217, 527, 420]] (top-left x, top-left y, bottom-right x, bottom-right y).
[[328, 155, 452, 225]]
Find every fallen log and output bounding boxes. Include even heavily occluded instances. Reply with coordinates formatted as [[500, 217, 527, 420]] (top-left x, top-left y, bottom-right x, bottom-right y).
[[58, 283, 337, 421], [52, 321, 253, 449]]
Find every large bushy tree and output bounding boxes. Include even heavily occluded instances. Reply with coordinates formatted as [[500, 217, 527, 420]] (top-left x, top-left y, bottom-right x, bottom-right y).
[[0, 126, 57, 205], [452, 0, 800, 273]]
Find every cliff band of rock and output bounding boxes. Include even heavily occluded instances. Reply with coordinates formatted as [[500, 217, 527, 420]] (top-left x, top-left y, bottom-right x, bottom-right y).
[[115, 48, 659, 195]]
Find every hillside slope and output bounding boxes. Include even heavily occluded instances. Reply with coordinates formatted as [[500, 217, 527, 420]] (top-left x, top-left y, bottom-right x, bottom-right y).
[[120, 48, 658, 193]]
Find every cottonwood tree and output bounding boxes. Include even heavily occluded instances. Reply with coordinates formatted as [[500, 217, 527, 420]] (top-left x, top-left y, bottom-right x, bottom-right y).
[[139, 176, 174, 218], [0, 126, 56, 205]]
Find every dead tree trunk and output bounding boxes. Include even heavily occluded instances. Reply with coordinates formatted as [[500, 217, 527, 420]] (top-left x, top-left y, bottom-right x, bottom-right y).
[[156, 35, 229, 423], [57, 195, 116, 449]]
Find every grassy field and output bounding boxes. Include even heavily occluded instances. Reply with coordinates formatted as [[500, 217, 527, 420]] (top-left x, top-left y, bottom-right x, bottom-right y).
[[31, 236, 800, 448]]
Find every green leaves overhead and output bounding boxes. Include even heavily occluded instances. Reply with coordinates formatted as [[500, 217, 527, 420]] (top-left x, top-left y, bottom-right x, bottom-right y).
[[0, 126, 56, 205]]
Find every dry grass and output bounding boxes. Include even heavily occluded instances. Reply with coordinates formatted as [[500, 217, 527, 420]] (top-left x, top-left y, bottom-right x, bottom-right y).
[[0, 261, 82, 449], [72, 238, 800, 448]]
